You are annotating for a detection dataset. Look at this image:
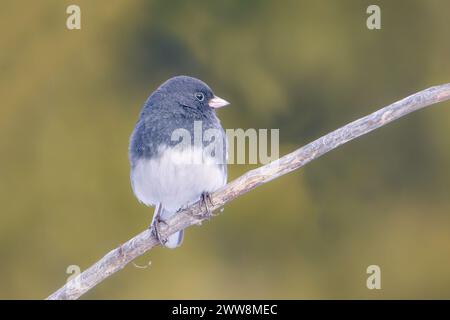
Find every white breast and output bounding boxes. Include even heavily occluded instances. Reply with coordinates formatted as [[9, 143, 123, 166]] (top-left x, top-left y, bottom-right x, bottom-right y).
[[131, 146, 227, 212]]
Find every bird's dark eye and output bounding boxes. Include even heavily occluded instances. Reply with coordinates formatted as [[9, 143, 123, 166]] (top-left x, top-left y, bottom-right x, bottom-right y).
[[195, 92, 205, 102]]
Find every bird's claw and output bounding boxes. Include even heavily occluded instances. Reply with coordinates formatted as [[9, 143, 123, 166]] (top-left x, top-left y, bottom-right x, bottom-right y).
[[150, 216, 169, 246], [199, 192, 217, 219]]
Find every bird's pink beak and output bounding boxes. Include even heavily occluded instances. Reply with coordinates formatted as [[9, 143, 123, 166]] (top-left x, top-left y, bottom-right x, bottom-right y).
[[208, 96, 230, 109]]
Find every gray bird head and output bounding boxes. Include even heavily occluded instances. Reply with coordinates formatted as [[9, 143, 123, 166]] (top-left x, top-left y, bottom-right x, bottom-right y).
[[130, 76, 230, 164], [149, 75, 229, 116]]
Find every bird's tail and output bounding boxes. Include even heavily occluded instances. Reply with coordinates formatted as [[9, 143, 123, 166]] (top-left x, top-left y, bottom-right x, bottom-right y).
[[159, 207, 184, 249]]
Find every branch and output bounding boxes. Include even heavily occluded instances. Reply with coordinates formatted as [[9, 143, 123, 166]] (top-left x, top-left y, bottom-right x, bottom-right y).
[[47, 83, 450, 300]]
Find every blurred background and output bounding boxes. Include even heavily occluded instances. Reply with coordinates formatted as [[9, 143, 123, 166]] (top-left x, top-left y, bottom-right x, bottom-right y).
[[1, 0, 450, 299]]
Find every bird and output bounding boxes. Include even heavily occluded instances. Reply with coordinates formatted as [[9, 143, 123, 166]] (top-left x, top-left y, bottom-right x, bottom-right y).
[[129, 76, 230, 248]]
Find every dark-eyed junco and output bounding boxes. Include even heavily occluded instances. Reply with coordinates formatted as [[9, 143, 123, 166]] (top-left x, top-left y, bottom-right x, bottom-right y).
[[129, 76, 230, 248]]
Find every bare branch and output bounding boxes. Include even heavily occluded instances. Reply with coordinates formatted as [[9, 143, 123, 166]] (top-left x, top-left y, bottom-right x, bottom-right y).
[[47, 83, 450, 300]]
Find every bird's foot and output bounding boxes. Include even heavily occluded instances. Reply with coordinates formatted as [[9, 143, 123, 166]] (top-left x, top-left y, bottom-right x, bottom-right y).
[[149, 216, 169, 246], [199, 192, 217, 219]]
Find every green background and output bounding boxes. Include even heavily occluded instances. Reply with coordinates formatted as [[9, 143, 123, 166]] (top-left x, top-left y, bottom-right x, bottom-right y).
[[1, 0, 450, 299]]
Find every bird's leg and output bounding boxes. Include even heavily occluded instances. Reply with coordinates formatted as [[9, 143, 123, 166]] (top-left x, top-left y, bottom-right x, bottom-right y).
[[152, 216, 169, 246], [199, 192, 216, 219], [149, 204, 168, 246]]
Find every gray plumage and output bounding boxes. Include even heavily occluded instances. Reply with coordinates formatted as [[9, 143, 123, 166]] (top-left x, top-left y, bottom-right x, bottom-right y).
[[129, 76, 229, 248]]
